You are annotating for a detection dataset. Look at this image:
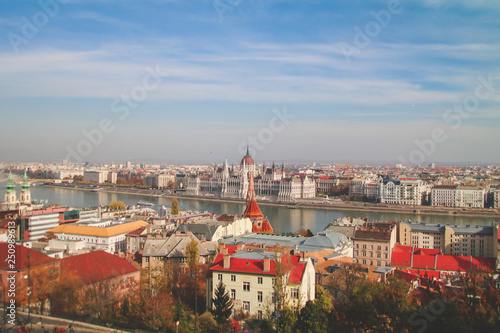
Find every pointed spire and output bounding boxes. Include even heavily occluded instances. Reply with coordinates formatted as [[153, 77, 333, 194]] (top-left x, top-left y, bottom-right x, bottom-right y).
[[272, 162, 276, 171], [246, 171, 255, 201], [21, 169, 30, 192], [5, 171, 15, 193], [246, 145, 250, 156]]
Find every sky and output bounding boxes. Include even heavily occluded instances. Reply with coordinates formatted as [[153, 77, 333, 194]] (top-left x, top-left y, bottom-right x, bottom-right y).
[[0, 0, 499, 166]]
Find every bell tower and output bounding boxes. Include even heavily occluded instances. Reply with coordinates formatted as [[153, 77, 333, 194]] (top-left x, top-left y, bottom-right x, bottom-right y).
[[4, 171, 17, 205], [20, 169, 31, 204]]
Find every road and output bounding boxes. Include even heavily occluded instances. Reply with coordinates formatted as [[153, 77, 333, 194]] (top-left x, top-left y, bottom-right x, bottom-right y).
[[0, 309, 133, 333]]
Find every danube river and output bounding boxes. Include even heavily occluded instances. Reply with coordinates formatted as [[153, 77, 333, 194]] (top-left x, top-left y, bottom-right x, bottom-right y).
[[0, 174, 495, 233]]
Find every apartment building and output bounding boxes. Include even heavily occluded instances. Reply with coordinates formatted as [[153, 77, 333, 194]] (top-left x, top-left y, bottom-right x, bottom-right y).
[[352, 222, 397, 267], [398, 221, 496, 257], [207, 245, 315, 319], [379, 176, 424, 206], [48, 220, 148, 253], [431, 185, 485, 208]]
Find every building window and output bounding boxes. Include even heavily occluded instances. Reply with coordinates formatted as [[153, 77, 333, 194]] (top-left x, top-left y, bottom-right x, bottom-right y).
[[272, 278, 276, 286], [243, 301, 250, 313], [258, 291, 263, 302], [258, 277, 263, 284], [231, 275, 236, 282], [258, 310, 263, 320], [291, 288, 299, 299], [218, 274, 222, 281], [231, 289, 236, 299], [243, 282, 250, 292]]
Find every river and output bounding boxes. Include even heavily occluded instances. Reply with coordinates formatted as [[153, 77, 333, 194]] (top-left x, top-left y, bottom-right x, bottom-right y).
[[0, 173, 495, 233]]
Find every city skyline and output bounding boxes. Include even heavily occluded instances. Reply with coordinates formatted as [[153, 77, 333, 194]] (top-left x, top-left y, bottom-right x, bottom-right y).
[[0, 0, 499, 164]]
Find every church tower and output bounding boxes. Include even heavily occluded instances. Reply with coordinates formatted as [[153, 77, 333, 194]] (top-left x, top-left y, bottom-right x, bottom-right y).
[[4, 171, 17, 205], [20, 169, 31, 204]]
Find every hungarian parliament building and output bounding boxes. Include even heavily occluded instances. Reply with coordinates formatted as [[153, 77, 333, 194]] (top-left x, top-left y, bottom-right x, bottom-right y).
[[186, 149, 316, 201]]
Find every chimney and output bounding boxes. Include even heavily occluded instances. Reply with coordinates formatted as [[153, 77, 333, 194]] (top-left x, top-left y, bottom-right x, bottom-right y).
[[223, 254, 230, 269], [221, 245, 228, 255], [218, 243, 225, 253], [263, 256, 270, 272], [300, 252, 306, 263], [237, 243, 244, 251]]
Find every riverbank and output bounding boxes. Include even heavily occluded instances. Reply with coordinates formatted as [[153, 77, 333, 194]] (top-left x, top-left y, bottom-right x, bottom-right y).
[[43, 184, 500, 219]]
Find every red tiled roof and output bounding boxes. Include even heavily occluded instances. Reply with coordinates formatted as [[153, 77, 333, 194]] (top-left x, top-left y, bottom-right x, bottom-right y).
[[392, 244, 413, 254], [408, 269, 440, 280], [126, 226, 146, 237], [391, 244, 496, 274], [414, 248, 441, 256], [261, 219, 274, 233], [394, 269, 420, 284], [413, 255, 436, 270], [210, 252, 306, 284], [391, 251, 411, 267], [0, 243, 57, 271], [244, 198, 264, 218], [60, 251, 138, 285]]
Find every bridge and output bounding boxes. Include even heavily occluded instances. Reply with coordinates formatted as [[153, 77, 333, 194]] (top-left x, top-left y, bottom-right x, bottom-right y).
[[0, 178, 57, 183]]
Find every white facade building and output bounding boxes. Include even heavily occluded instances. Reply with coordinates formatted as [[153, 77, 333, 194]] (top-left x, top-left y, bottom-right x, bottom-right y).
[[431, 185, 485, 208], [378, 175, 424, 206], [84, 171, 107, 183], [207, 246, 315, 318], [48, 220, 148, 253], [187, 152, 315, 201], [493, 189, 500, 209]]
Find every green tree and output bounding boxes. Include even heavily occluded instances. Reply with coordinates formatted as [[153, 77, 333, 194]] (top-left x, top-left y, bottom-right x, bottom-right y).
[[171, 198, 180, 215], [198, 312, 218, 333], [295, 286, 331, 333], [109, 201, 126, 210], [186, 238, 199, 272], [209, 280, 233, 325], [279, 307, 298, 333], [175, 299, 189, 331]]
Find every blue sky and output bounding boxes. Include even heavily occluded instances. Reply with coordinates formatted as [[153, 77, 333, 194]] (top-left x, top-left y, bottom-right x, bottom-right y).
[[0, 0, 499, 165]]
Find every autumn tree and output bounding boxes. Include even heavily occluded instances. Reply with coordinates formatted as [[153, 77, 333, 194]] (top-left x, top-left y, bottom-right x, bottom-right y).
[[109, 201, 126, 210], [186, 238, 199, 272], [49, 273, 83, 316], [273, 251, 288, 312], [210, 280, 233, 325], [171, 198, 180, 215]]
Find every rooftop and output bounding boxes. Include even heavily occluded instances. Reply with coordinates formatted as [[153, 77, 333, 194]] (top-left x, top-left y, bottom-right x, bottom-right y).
[[49, 220, 148, 237]]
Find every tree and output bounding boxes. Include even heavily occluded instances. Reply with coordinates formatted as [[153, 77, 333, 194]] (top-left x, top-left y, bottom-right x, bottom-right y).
[[210, 280, 233, 325], [175, 299, 189, 332], [279, 307, 298, 333], [198, 312, 218, 333], [109, 201, 126, 210], [273, 251, 287, 312], [171, 198, 180, 215], [186, 238, 199, 272], [295, 286, 331, 333]]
